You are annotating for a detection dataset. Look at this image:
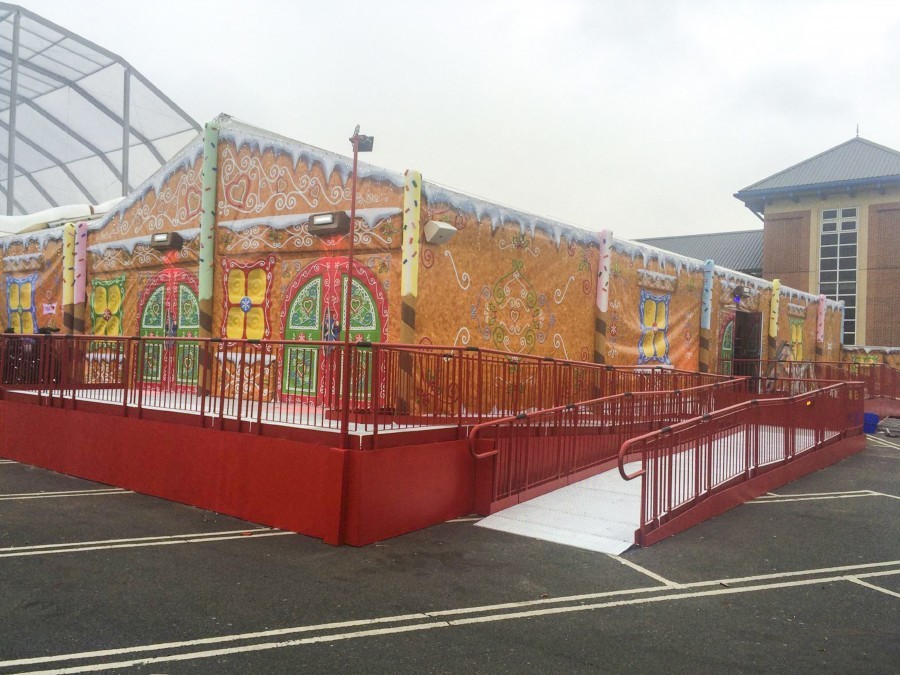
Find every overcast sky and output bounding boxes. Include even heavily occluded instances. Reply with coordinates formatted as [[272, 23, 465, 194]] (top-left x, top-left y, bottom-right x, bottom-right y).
[[20, 0, 900, 238]]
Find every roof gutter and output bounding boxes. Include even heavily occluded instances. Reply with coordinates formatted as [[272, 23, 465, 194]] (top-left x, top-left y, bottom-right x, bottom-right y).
[[734, 174, 900, 213]]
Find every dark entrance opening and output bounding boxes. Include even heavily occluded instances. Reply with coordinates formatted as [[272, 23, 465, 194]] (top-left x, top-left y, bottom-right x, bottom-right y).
[[733, 311, 762, 381]]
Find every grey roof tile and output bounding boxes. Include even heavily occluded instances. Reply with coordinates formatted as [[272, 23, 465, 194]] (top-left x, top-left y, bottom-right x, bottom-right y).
[[637, 230, 763, 273], [736, 138, 900, 198]]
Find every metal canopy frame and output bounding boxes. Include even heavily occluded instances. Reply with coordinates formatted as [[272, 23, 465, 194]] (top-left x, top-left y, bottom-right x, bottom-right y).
[[0, 3, 201, 215]]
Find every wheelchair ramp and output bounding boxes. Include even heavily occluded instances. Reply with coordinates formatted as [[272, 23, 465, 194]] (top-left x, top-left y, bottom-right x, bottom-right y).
[[475, 462, 641, 554]]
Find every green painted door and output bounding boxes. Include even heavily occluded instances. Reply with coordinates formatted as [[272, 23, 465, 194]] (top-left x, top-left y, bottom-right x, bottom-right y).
[[138, 270, 200, 388]]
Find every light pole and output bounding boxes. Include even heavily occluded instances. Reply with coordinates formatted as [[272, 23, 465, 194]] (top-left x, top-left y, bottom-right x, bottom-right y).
[[340, 125, 373, 448]]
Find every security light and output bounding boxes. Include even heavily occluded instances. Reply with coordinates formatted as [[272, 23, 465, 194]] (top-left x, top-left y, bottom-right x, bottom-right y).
[[309, 211, 351, 235], [149, 232, 184, 251]]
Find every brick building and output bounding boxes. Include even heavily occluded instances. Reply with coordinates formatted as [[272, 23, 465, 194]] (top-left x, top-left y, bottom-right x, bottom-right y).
[[735, 137, 900, 347]]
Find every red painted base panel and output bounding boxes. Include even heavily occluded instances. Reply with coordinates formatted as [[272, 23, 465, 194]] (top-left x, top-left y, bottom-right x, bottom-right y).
[[0, 401, 476, 547]]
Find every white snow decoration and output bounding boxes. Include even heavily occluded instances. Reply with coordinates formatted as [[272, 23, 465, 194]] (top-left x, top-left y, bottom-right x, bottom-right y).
[[1, 225, 66, 252], [639, 269, 678, 284], [713, 265, 769, 291], [787, 303, 806, 314], [218, 119, 405, 189], [844, 345, 900, 354], [217, 207, 401, 233], [89, 138, 204, 231], [422, 182, 598, 246], [2, 252, 44, 264], [612, 237, 705, 276], [87, 228, 201, 256]]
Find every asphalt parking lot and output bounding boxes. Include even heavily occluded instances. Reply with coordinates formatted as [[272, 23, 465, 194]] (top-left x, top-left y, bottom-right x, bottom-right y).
[[1, 430, 898, 674]]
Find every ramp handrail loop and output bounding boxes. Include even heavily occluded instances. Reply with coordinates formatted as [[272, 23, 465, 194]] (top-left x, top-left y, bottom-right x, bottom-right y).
[[468, 377, 750, 459], [616, 380, 859, 481]]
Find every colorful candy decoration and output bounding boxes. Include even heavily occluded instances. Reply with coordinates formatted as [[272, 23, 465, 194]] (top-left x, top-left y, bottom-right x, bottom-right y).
[[401, 169, 422, 300], [596, 229, 612, 312], [700, 259, 714, 331], [62, 222, 76, 333], [74, 221, 88, 333], [769, 279, 781, 339], [816, 294, 826, 344], [198, 121, 219, 339]]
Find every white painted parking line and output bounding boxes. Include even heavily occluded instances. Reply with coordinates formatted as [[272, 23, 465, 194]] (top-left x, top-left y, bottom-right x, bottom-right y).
[[445, 517, 482, 523], [682, 559, 900, 589], [868, 491, 900, 500], [868, 436, 900, 450], [757, 490, 872, 499], [4, 560, 899, 673], [0, 489, 131, 501], [846, 576, 900, 599], [607, 554, 681, 588], [0, 459, 16, 464], [0, 530, 295, 558], [749, 493, 876, 504], [0, 528, 275, 553]]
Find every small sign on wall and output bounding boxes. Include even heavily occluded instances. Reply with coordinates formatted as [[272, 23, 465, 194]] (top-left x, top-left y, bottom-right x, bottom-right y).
[[42, 303, 57, 315]]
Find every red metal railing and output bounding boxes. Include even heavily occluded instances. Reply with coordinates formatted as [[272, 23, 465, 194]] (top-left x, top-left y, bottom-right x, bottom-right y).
[[468, 377, 753, 507], [617, 381, 865, 544], [723, 359, 899, 400], [0, 334, 739, 448]]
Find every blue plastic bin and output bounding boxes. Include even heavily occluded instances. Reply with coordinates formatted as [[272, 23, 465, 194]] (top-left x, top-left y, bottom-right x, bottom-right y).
[[863, 413, 879, 434]]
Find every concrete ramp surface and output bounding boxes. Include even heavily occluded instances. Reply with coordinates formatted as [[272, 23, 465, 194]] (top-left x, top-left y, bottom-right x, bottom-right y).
[[475, 463, 641, 554]]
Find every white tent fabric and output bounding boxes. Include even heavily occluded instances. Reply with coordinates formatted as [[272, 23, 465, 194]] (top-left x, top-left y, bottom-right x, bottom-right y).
[[0, 3, 199, 215]]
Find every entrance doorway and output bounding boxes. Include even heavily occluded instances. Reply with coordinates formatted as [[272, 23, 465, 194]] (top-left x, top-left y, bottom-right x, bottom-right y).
[[280, 257, 388, 401], [732, 311, 762, 379], [137, 268, 200, 388]]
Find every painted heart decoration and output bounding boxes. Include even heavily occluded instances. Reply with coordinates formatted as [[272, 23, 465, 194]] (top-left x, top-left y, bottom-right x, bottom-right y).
[[185, 188, 202, 217], [227, 176, 250, 208]]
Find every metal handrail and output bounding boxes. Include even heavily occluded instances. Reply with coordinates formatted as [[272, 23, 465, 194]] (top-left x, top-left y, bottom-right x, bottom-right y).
[[617, 381, 857, 480], [468, 377, 750, 459]]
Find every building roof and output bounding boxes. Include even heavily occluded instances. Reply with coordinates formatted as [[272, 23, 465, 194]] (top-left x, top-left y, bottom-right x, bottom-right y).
[[734, 137, 900, 212], [637, 230, 763, 274], [0, 3, 200, 216]]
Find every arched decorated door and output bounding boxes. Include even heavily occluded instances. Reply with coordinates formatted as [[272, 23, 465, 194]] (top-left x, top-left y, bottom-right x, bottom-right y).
[[280, 257, 387, 400], [137, 269, 200, 387]]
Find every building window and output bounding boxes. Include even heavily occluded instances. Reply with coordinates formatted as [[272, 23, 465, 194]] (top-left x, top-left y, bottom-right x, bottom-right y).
[[819, 207, 857, 344]]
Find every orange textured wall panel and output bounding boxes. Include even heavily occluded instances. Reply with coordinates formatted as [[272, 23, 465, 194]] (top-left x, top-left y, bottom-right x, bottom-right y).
[[415, 205, 597, 360]]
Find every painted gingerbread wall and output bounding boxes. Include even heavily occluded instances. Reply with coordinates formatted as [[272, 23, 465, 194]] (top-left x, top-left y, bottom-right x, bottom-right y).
[[84, 144, 204, 337], [416, 184, 597, 359], [0, 117, 855, 384], [211, 130, 404, 345], [708, 269, 771, 374], [0, 230, 63, 333], [602, 241, 704, 370]]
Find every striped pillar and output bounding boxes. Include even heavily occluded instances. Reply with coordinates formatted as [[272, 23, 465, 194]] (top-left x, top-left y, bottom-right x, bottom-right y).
[[197, 121, 219, 396], [73, 222, 87, 334], [768, 279, 781, 361], [815, 294, 827, 359], [400, 169, 422, 344], [398, 170, 422, 414], [593, 229, 612, 364], [698, 259, 715, 372], [62, 223, 76, 334], [198, 121, 219, 339]]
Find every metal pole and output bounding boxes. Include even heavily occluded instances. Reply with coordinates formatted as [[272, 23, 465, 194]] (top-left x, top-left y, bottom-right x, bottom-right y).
[[7, 10, 20, 215], [122, 68, 131, 197], [340, 131, 360, 449]]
